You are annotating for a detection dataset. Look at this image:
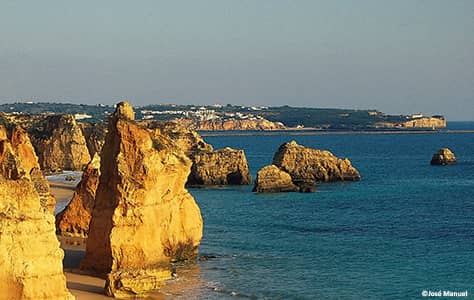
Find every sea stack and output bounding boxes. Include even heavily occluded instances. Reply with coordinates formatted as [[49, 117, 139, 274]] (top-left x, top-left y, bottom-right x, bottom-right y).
[[254, 141, 360, 193], [80, 101, 203, 298], [187, 147, 252, 185], [0, 127, 73, 299], [55, 153, 101, 237], [430, 148, 457, 165], [252, 165, 299, 193]]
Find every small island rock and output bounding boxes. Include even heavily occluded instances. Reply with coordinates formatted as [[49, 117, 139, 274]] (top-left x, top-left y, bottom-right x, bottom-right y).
[[253, 165, 299, 193], [430, 148, 456, 165], [187, 147, 252, 185], [273, 141, 361, 184]]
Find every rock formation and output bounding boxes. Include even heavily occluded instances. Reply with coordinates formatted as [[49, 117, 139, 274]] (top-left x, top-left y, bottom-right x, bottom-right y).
[[144, 120, 213, 156], [255, 141, 360, 192], [79, 121, 108, 157], [430, 148, 457, 165], [30, 114, 91, 172], [0, 113, 92, 172], [0, 130, 73, 299], [253, 165, 299, 193], [56, 153, 101, 237], [400, 117, 446, 129], [187, 147, 252, 185], [179, 118, 286, 131], [80, 102, 203, 297], [273, 141, 361, 183], [0, 125, 56, 212]]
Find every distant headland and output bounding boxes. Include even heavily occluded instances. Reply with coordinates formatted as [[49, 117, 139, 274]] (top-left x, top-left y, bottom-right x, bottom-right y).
[[0, 102, 446, 131]]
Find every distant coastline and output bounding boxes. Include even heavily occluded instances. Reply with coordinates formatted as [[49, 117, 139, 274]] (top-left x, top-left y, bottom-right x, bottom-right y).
[[199, 128, 474, 137], [0, 102, 450, 131]]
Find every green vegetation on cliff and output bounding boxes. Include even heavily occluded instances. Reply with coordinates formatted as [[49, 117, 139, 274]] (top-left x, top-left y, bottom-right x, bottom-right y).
[[0, 102, 442, 130]]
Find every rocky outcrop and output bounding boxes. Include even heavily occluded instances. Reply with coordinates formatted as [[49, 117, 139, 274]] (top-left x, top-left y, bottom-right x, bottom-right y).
[[431, 148, 456, 165], [0, 113, 92, 171], [268, 141, 360, 191], [0, 125, 56, 212], [400, 117, 446, 128], [80, 102, 203, 297], [0, 131, 73, 299], [56, 153, 101, 237], [187, 147, 252, 185], [31, 114, 91, 172], [144, 120, 213, 156], [79, 121, 108, 157], [179, 118, 286, 131], [253, 165, 299, 193]]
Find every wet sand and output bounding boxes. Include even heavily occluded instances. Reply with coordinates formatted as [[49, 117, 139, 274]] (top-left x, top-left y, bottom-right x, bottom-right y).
[[49, 181, 76, 202]]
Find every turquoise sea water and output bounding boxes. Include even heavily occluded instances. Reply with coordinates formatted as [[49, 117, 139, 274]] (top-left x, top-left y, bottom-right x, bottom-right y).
[[176, 127, 474, 299]]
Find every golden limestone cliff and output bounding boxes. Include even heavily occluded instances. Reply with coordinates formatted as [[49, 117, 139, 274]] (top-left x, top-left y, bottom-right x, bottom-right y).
[[144, 120, 213, 156], [188, 147, 252, 186], [56, 153, 101, 237], [79, 121, 108, 157], [1, 113, 93, 172], [179, 118, 286, 131], [0, 130, 73, 299], [0, 125, 56, 213], [254, 141, 360, 192], [31, 114, 91, 172], [80, 102, 203, 298]]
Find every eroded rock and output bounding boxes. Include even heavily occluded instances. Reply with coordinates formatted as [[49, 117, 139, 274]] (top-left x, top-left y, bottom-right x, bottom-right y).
[[268, 141, 360, 191], [31, 114, 91, 172], [56, 153, 101, 237], [79, 121, 108, 157], [80, 101, 203, 297], [188, 147, 252, 185], [0, 125, 56, 212], [430, 148, 456, 165], [0, 131, 73, 299], [252, 165, 299, 193]]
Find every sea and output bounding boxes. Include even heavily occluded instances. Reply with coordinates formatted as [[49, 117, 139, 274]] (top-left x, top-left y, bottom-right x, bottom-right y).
[[166, 122, 474, 299], [54, 122, 474, 299]]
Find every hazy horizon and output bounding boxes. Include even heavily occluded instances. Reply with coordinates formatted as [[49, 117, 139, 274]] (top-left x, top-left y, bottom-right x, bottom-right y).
[[1, 1, 472, 121]]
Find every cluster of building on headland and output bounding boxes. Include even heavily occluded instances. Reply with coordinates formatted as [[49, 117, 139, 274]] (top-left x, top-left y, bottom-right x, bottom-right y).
[[0, 101, 456, 298]]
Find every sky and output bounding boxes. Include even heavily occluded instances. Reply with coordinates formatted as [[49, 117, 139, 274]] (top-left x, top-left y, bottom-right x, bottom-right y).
[[0, 1, 473, 120]]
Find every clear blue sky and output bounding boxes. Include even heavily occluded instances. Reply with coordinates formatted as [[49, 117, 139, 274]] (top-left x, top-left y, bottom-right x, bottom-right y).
[[1, 0, 473, 120]]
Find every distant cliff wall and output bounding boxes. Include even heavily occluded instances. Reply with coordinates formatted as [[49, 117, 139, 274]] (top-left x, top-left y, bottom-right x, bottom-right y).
[[179, 118, 286, 131]]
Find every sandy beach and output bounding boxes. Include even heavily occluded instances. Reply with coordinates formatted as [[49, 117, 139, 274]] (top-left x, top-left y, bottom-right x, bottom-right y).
[[49, 179, 108, 299]]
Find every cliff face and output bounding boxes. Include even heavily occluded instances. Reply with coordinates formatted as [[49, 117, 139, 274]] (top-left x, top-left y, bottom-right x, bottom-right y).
[[56, 153, 101, 237], [0, 131, 73, 299], [400, 117, 446, 128], [180, 118, 286, 131], [80, 102, 203, 297], [188, 147, 252, 185], [0, 125, 55, 212], [272, 141, 360, 188], [31, 114, 91, 172], [0, 113, 93, 171], [79, 121, 108, 157], [144, 120, 213, 156]]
